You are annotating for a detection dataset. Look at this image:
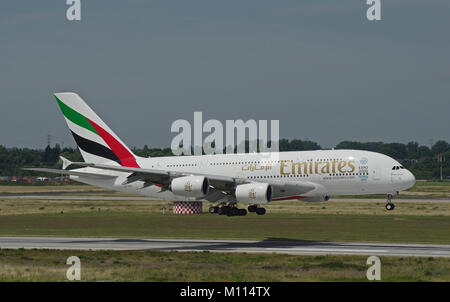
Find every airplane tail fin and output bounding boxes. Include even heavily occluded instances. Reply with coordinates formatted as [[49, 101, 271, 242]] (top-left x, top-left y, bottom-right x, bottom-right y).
[[54, 92, 141, 168]]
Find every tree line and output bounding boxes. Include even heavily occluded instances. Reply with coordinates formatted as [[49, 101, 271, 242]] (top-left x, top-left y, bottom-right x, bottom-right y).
[[0, 139, 448, 179]]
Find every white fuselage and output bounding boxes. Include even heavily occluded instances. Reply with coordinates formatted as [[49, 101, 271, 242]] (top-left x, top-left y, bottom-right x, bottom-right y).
[[70, 149, 416, 203]]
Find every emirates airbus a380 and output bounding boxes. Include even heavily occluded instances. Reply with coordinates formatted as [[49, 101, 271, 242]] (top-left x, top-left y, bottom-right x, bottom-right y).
[[26, 93, 416, 216]]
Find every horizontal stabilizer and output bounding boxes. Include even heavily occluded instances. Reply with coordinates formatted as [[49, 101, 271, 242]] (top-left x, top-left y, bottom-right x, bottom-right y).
[[22, 168, 117, 179], [60, 156, 73, 170]]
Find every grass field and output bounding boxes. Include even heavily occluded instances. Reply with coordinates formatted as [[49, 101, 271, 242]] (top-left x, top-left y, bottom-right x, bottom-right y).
[[336, 180, 450, 199], [1, 197, 450, 216], [0, 183, 449, 281], [0, 182, 449, 243], [402, 180, 450, 198], [0, 185, 118, 196], [0, 249, 448, 281], [0, 210, 449, 244]]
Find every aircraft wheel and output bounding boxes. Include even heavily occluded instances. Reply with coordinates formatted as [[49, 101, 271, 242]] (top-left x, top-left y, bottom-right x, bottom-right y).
[[227, 207, 239, 217], [248, 205, 257, 213], [238, 209, 247, 216], [256, 207, 266, 215], [218, 206, 228, 215], [209, 206, 218, 214], [385, 203, 395, 211]]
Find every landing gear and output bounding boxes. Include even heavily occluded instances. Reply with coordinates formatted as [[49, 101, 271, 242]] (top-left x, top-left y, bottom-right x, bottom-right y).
[[209, 206, 219, 214], [212, 204, 247, 216], [217, 205, 231, 215], [248, 205, 257, 213], [238, 209, 247, 216], [385, 203, 395, 211], [385, 193, 396, 211], [255, 207, 266, 215], [227, 207, 238, 216], [249, 204, 266, 215], [227, 207, 247, 217], [210, 203, 265, 216]]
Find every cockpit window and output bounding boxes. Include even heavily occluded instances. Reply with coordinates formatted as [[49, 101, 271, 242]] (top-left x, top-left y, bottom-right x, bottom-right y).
[[392, 166, 405, 170]]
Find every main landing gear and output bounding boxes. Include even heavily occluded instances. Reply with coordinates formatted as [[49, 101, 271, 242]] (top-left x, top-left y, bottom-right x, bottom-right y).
[[209, 203, 267, 216], [209, 204, 247, 216], [248, 205, 266, 215], [385, 193, 396, 211]]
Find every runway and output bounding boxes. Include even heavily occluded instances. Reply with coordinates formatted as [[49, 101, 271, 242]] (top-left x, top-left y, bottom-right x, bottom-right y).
[[1, 237, 449, 257]]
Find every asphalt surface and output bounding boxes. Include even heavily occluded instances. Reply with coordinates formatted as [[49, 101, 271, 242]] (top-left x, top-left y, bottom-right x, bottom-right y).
[[1, 237, 449, 257]]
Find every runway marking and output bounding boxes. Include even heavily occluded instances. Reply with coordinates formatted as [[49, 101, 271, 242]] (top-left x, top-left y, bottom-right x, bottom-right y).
[[270, 248, 390, 253], [1, 237, 449, 257]]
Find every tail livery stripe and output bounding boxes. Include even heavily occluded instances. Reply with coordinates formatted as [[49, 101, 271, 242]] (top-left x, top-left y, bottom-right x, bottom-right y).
[[70, 131, 122, 165], [55, 95, 139, 168], [87, 118, 139, 168], [55, 96, 98, 135]]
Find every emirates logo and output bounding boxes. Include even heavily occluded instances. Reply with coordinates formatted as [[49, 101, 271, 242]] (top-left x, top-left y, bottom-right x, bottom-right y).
[[248, 188, 256, 199], [184, 181, 192, 192]]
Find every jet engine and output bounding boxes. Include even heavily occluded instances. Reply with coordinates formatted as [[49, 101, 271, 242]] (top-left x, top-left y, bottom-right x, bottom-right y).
[[235, 183, 273, 204], [171, 176, 209, 198], [302, 195, 331, 202]]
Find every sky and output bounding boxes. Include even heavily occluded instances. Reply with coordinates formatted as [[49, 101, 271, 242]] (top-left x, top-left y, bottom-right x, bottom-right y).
[[0, 0, 449, 150]]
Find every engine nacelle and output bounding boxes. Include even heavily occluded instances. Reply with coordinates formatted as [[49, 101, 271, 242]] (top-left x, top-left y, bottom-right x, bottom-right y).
[[302, 195, 331, 202], [171, 176, 209, 198], [235, 183, 273, 204]]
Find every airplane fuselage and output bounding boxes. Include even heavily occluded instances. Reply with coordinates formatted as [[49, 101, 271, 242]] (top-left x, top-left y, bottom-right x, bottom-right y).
[[71, 149, 416, 203]]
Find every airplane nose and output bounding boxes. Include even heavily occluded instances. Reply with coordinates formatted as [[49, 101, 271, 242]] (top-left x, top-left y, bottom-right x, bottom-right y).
[[405, 170, 416, 189]]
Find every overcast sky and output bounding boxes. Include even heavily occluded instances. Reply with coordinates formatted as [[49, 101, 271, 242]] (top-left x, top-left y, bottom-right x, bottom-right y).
[[0, 0, 449, 150]]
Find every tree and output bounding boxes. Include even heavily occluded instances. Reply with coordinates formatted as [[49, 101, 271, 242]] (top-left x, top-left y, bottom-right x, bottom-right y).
[[406, 142, 419, 159], [418, 146, 431, 158], [432, 140, 449, 155], [279, 139, 291, 152], [376, 143, 407, 159]]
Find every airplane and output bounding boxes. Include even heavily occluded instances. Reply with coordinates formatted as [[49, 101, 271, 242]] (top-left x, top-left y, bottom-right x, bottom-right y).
[[25, 92, 416, 216]]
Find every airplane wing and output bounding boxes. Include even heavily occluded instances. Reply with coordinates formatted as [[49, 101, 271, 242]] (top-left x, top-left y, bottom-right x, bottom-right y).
[[64, 162, 316, 198], [22, 168, 118, 179], [66, 162, 238, 191]]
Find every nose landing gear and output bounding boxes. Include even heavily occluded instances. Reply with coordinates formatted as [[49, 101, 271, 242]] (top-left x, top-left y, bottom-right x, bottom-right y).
[[385, 193, 396, 211]]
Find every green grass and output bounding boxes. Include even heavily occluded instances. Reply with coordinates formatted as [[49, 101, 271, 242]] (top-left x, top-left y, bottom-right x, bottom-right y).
[[340, 180, 450, 199], [0, 212, 449, 244], [0, 185, 448, 282], [0, 185, 116, 195], [0, 249, 448, 281], [406, 180, 450, 192], [3, 197, 450, 216]]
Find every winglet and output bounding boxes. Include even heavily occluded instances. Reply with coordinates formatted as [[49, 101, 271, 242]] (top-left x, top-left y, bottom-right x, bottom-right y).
[[60, 156, 73, 170]]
